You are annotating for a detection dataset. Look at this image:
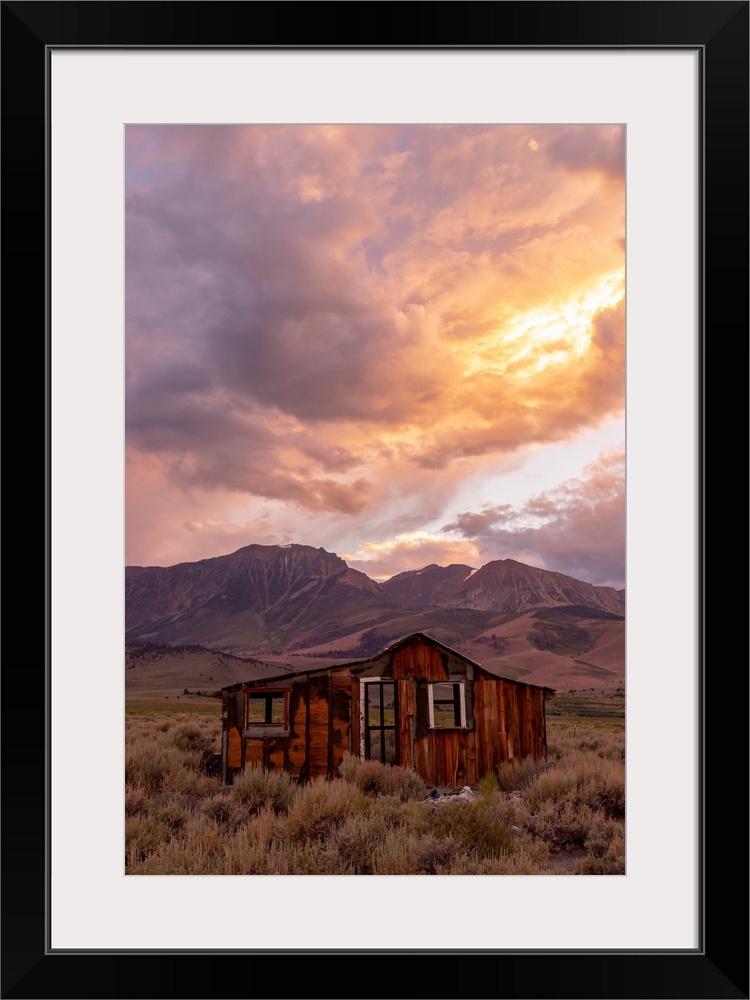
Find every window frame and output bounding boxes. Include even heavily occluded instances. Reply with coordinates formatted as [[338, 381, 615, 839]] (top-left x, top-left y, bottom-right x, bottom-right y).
[[244, 688, 288, 730], [427, 680, 467, 730], [359, 676, 399, 764]]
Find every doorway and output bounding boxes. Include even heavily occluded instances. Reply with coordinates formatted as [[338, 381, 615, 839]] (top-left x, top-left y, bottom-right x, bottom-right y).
[[362, 680, 398, 765]]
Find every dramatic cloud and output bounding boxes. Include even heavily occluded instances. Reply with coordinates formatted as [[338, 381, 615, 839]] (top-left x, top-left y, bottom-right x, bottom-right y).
[[126, 125, 625, 577], [545, 125, 625, 178], [443, 450, 625, 588]]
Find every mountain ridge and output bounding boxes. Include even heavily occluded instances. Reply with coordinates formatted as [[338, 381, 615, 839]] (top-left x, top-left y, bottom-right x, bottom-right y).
[[440, 558, 623, 615], [127, 543, 622, 646], [125, 543, 624, 693]]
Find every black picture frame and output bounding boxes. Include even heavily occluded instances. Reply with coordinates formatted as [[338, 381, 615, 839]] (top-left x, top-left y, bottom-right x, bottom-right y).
[[2, 3, 747, 998]]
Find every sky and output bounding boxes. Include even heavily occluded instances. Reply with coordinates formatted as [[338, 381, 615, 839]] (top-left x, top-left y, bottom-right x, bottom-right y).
[[126, 124, 625, 589]]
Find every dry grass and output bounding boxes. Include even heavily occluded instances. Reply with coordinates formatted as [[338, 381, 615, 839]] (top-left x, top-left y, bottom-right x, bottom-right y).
[[125, 711, 624, 875]]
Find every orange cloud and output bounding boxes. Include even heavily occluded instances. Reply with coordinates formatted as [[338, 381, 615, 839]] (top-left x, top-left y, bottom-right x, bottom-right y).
[[126, 125, 625, 568], [344, 533, 481, 581]]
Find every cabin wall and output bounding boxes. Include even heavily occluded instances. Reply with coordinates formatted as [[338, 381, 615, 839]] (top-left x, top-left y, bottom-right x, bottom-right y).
[[391, 639, 449, 681], [222, 643, 548, 786], [222, 668, 354, 783], [362, 641, 478, 786], [221, 686, 250, 782], [474, 672, 547, 776], [412, 728, 478, 787]]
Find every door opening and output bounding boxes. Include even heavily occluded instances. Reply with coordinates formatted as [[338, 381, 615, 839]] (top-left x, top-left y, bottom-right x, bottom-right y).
[[362, 680, 398, 765]]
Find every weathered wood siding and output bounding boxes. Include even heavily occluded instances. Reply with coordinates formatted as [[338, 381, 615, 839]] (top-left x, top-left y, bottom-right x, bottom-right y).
[[288, 677, 307, 776], [397, 679, 415, 770], [222, 637, 549, 786], [223, 667, 353, 783], [331, 670, 353, 774], [391, 639, 449, 681], [308, 674, 329, 779], [222, 687, 244, 782], [474, 669, 548, 772], [413, 729, 477, 787]]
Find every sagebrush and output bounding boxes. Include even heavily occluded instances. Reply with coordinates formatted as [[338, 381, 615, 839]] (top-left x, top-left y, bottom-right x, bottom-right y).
[[125, 712, 624, 875]]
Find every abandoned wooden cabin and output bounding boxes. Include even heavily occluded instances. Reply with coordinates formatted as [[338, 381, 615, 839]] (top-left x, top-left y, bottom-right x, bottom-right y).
[[221, 632, 554, 788]]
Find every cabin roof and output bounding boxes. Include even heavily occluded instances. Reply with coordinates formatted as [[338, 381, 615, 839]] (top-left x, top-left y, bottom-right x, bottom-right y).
[[221, 631, 555, 694]]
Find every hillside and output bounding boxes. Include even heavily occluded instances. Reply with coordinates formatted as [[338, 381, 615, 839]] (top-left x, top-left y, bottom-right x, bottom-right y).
[[126, 543, 396, 655], [125, 544, 625, 691], [125, 642, 280, 697], [381, 563, 475, 607], [441, 559, 624, 615]]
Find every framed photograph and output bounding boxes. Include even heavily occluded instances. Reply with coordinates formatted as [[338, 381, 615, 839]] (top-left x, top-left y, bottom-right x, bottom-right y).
[[4, 3, 747, 998]]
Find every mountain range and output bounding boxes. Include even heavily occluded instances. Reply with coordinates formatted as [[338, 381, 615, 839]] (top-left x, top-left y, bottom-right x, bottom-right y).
[[126, 544, 624, 692]]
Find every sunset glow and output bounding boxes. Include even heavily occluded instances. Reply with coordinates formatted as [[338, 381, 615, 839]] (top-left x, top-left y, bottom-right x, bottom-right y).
[[126, 124, 625, 587]]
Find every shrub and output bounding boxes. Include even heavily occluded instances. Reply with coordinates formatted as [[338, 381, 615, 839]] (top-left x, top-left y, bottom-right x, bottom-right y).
[[125, 743, 182, 794], [496, 756, 549, 793], [477, 772, 499, 800], [447, 847, 550, 875], [524, 768, 578, 808], [162, 762, 217, 798], [280, 779, 363, 842], [231, 763, 296, 813], [165, 723, 204, 752], [582, 814, 623, 859], [429, 799, 514, 859], [521, 800, 600, 850], [124, 710, 624, 875], [548, 728, 624, 763], [221, 807, 277, 874], [200, 792, 250, 831], [338, 754, 426, 801], [125, 783, 151, 817], [363, 793, 417, 830], [129, 818, 225, 875], [326, 811, 393, 874], [414, 835, 461, 874], [578, 834, 625, 875], [125, 814, 172, 864], [371, 830, 421, 875], [281, 841, 344, 875], [151, 797, 189, 832], [524, 756, 624, 820]]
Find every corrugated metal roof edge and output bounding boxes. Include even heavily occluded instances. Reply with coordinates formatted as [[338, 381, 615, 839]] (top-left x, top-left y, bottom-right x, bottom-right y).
[[220, 631, 555, 694]]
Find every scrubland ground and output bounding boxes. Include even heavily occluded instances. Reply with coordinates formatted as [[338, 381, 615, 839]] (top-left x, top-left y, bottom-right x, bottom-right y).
[[125, 693, 624, 875]]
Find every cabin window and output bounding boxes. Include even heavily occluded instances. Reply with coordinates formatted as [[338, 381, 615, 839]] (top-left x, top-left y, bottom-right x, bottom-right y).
[[360, 678, 398, 765], [245, 690, 287, 727], [428, 681, 466, 729]]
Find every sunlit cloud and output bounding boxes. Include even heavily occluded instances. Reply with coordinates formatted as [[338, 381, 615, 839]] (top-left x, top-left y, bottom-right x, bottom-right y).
[[443, 449, 625, 588], [344, 532, 481, 581], [126, 124, 624, 580]]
